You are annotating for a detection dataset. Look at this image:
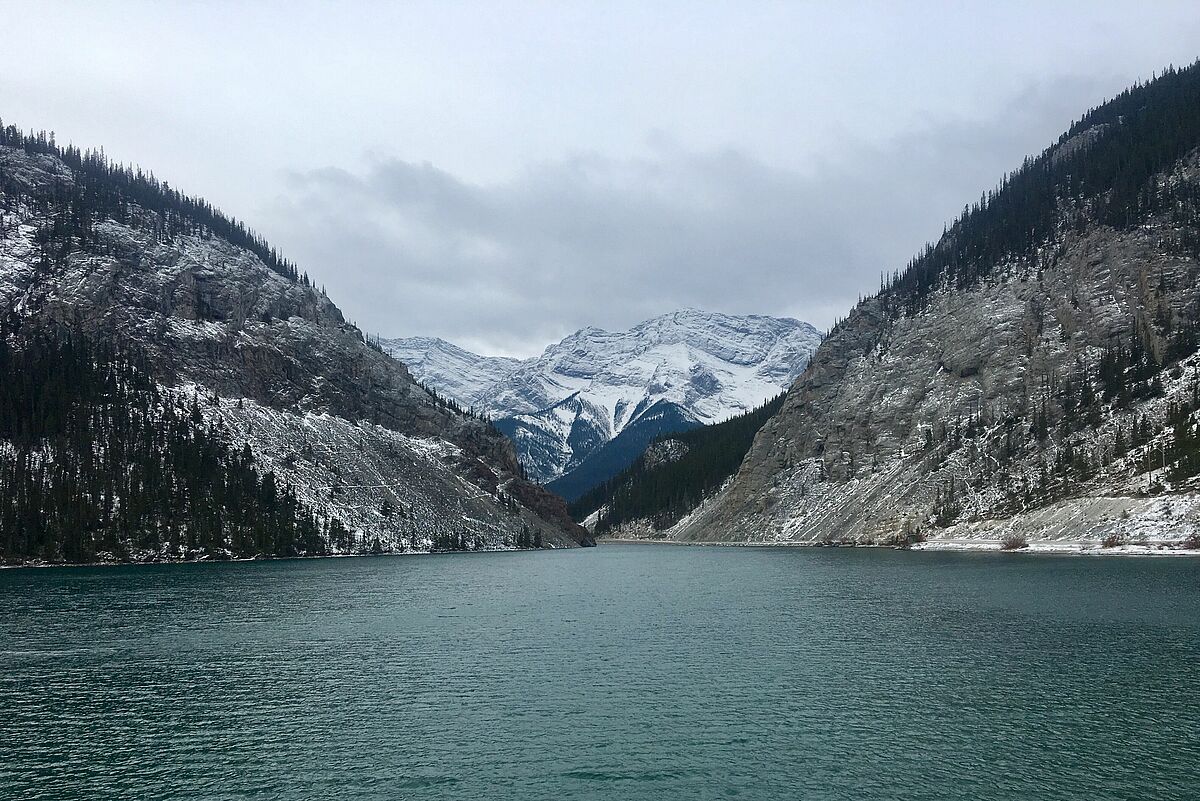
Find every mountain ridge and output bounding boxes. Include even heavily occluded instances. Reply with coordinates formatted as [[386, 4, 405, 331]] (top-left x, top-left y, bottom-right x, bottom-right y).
[[383, 308, 823, 496], [378, 335, 529, 408]]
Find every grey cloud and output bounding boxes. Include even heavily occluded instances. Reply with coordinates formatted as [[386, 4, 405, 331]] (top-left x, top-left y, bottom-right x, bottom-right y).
[[263, 76, 1111, 356]]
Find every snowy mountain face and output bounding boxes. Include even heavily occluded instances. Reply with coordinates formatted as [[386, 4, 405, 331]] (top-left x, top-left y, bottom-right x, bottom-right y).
[[379, 336, 528, 408], [388, 310, 823, 496], [0, 140, 588, 559]]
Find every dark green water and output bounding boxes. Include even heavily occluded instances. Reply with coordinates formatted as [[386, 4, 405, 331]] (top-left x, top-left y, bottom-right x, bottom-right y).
[[1, 545, 1198, 800]]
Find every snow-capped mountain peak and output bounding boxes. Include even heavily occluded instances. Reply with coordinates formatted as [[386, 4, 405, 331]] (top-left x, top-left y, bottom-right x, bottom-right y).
[[384, 309, 823, 497]]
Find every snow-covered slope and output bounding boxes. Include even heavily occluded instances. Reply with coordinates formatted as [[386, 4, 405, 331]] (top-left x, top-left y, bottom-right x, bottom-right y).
[[380, 336, 529, 408], [390, 309, 823, 490]]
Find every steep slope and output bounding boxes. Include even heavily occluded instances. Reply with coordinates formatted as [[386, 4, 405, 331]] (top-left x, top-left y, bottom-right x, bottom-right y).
[[570, 393, 786, 535], [380, 335, 528, 408], [395, 310, 821, 495], [0, 332, 337, 563], [542, 399, 703, 501], [676, 63, 1200, 550], [0, 126, 588, 561]]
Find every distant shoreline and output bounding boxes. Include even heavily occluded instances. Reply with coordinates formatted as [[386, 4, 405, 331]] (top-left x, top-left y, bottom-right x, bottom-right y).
[[596, 537, 1200, 557], [8, 538, 1198, 568]]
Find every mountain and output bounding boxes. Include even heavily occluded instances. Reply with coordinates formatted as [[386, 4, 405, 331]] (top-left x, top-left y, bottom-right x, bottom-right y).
[[661, 63, 1200, 550], [569, 393, 786, 535], [384, 309, 823, 499], [540, 399, 703, 502], [378, 336, 529, 408], [0, 124, 589, 563]]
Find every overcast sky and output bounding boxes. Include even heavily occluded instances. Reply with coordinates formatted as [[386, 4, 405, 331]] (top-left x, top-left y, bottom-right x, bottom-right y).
[[3, 2, 1199, 355]]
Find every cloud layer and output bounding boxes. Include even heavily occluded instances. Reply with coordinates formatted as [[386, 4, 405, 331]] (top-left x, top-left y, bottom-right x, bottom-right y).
[[6, 4, 1200, 356], [266, 78, 1107, 355]]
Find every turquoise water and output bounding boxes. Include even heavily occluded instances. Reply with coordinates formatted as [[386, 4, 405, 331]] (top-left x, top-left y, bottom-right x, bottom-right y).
[[1, 544, 1198, 800]]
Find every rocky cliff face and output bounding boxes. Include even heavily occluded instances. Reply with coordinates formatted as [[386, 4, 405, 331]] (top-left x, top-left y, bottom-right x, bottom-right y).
[[0, 140, 587, 552], [675, 68, 1200, 550], [679, 221, 1200, 545]]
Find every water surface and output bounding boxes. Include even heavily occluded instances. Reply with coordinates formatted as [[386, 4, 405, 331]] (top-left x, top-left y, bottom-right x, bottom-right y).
[[2, 545, 1198, 800]]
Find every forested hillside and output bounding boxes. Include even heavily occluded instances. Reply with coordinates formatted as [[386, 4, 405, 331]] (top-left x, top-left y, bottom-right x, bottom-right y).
[[882, 62, 1200, 309], [0, 121, 588, 562], [571, 394, 784, 535], [0, 329, 339, 562], [0, 123, 305, 284]]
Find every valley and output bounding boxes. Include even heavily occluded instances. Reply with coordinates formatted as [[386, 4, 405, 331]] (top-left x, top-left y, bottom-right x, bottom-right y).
[[6, 65, 1200, 561]]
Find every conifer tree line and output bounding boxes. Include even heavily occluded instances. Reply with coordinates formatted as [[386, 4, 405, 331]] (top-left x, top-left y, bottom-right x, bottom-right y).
[[571, 394, 786, 533], [0, 326, 341, 562], [0, 123, 309, 285], [414, 378, 506, 432], [429, 522, 542, 553], [867, 62, 1200, 321]]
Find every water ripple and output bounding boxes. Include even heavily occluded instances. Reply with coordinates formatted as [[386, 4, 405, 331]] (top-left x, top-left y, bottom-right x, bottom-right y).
[[1, 547, 1198, 800]]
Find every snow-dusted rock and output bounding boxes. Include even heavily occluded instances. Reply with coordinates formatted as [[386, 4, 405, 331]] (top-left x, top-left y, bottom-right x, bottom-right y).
[[673, 148, 1200, 549], [380, 335, 529, 408]]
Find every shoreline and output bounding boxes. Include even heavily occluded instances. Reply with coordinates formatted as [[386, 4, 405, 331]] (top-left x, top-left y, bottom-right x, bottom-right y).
[[9, 537, 1199, 568], [596, 536, 1200, 557], [0, 544, 561, 571]]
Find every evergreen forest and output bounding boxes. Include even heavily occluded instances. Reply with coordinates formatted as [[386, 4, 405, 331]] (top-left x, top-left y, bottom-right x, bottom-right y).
[[0, 328, 340, 562], [871, 62, 1200, 319], [571, 394, 786, 534]]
